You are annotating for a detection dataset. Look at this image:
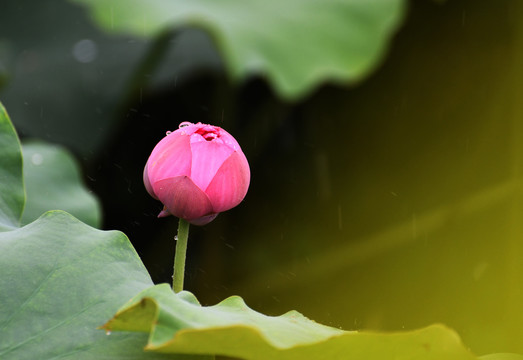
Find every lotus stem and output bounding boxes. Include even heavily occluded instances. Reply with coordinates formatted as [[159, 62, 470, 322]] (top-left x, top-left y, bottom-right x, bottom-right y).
[[173, 218, 190, 292]]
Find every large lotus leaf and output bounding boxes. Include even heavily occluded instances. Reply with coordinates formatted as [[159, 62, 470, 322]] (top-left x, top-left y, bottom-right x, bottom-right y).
[[0, 102, 24, 230], [21, 141, 102, 228], [103, 283, 480, 360], [0, 211, 204, 360], [70, 0, 406, 100]]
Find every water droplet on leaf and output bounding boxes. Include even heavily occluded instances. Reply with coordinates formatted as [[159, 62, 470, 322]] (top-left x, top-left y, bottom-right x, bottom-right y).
[[31, 153, 43, 165]]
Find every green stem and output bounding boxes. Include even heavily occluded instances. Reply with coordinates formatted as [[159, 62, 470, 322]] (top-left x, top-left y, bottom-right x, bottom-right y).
[[173, 218, 190, 293]]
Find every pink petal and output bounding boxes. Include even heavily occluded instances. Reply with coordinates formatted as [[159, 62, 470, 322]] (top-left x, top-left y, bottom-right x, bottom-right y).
[[147, 132, 192, 184], [143, 160, 158, 199], [154, 176, 214, 221], [157, 207, 171, 218], [189, 213, 219, 226], [216, 129, 241, 151], [189, 138, 234, 191], [205, 151, 250, 213]]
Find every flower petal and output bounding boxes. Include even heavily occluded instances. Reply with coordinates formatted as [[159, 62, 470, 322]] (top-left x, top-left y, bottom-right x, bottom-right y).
[[143, 160, 158, 199], [216, 129, 241, 151], [205, 151, 250, 213], [147, 132, 192, 184], [189, 138, 234, 191], [154, 176, 214, 222], [189, 213, 219, 226]]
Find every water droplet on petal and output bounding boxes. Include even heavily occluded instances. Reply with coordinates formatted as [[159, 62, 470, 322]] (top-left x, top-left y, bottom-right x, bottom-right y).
[[179, 121, 192, 128], [166, 131, 172, 135]]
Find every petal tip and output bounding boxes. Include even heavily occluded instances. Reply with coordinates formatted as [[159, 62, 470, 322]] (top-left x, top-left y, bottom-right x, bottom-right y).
[[157, 207, 171, 218]]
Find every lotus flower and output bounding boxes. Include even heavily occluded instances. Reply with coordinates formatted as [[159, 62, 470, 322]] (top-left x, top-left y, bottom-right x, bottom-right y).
[[144, 122, 250, 225]]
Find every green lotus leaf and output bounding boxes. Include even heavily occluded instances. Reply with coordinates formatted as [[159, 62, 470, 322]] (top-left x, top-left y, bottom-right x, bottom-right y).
[[0, 210, 209, 360], [0, 102, 24, 230], [70, 0, 406, 100], [104, 283, 482, 360], [21, 141, 102, 228]]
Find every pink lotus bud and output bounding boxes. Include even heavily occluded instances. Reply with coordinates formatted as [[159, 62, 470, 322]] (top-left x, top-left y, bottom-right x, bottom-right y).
[[143, 122, 250, 225]]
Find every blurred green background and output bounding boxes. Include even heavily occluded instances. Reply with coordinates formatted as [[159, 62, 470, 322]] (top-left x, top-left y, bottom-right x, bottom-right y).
[[1, 0, 522, 356]]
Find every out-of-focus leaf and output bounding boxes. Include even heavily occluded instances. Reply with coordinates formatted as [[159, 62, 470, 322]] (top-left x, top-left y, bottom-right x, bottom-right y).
[[21, 141, 102, 227], [104, 283, 480, 360], [0, 0, 149, 159], [71, 0, 406, 100], [479, 355, 523, 360], [0, 0, 222, 159], [0, 102, 24, 230], [0, 1, 117, 158]]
